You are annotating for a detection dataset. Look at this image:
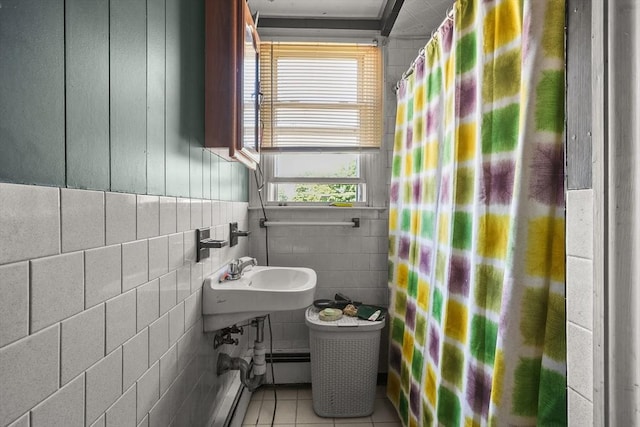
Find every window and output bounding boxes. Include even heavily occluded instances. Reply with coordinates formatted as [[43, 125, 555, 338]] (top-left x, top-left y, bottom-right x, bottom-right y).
[[258, 42, 382, 204]]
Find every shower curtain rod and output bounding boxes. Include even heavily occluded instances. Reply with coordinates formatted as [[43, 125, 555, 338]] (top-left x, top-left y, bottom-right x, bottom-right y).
[[393, 4, 455, 93]]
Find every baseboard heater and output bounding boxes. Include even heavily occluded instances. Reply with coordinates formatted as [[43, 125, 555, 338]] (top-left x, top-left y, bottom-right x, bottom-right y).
[[266, 352, 388, 385], [266, 352, 311, 363]]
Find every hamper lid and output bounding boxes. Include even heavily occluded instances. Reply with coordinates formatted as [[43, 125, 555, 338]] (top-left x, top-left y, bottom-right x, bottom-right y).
[[305, 306, 385, 331]]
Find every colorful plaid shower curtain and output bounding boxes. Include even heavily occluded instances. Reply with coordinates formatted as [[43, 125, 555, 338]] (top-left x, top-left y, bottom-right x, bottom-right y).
[[387, 0, 566, 425]]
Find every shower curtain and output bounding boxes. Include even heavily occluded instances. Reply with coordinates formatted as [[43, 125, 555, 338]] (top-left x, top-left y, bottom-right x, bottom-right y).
[[387, 0, 566, 426]]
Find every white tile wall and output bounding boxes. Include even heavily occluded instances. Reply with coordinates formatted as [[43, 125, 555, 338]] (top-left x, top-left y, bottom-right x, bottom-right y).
[[106, 290, 137, 353], [0, 325, 59, 425], [106, 384, 137, 427], [30, 252, 84, 333], [86, 347, 123, 425], [0, 182, 251, 427], [0, 262, 29, 347], [30, 374, 84, 427], [566, 189, 594, 424], [106, 192, 137, 245], [61, 188, 105, 252], [60, 304, 105, 385], [122, 240, 149, 291], [137, 195, 160, 240], [85, 244, 122, 309], [0, 184, 60, 265], [137, 362, 160, 423], [123, 329, 149, 391], [148, 236, 169, 280]]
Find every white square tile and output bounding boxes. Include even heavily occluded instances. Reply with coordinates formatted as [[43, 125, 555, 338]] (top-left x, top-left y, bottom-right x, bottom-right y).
[[0, 262, 29, 347], [176, 265, 190, 302], [137, 195, 160, 239], [85, 244, 122, 308], [168, 233, 184, 271], [568, 387, 593, 426], [30, 252, 84, 332], [190, 199, 202, 230], [122, 240, 149, 292], [137, 362, 160, 423], [86, 347, 123, 425], [183, 231, 197, 263], [106, 192, 137, 245], [106, 290, 137, 353], [567, 323, 593, 401], [0, 183, 60, 264], [159, 344, 178, 395], [159, 197, 177, 236], [61, 304, 105, 385], [566, 189, 593, 258], [567, 256, 593, 330], [176, 198, 191, 232], [31, 374, 84, 427], [176, 328, 196, 372], [89, 414, 105, 427], [148, 315, 169, 366], [123, 329, 149, 391], [184, 290, 201, 329], [190, 262, 203, 294], [61, 188, 105, 252], [159, 271, 177, 315], [137, 414, 148, 427], [0, 325, 59, 426], [148, 236, 169, 280], [137, 279, 160, 331], [169, 303, 185, 346], [6, 413, 29, 427], [106, 384, 137, 427]]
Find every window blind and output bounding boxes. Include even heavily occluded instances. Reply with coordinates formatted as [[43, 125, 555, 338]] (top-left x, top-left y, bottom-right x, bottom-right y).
[[260, 42, 382, 151]]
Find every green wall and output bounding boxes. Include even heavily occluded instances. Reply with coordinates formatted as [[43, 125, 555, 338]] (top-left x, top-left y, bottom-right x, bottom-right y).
[[0, 0, 248, 201]]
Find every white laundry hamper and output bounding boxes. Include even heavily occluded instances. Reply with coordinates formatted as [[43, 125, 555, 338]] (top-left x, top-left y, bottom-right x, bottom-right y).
[[305, 306, 385, 418]]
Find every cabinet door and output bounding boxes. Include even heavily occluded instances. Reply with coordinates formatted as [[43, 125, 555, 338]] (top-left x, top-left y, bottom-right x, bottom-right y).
[[204, 0, 260, 169]]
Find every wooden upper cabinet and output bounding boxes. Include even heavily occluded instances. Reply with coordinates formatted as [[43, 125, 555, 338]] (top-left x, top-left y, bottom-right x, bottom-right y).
[[205, 0, 260, 169]]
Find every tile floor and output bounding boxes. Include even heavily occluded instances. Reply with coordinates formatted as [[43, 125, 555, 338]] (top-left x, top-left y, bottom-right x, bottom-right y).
[[242, 385, 402, 427]]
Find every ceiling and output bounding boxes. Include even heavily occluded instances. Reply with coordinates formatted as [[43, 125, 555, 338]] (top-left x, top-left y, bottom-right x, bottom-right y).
[[247, 0, 454, 38]]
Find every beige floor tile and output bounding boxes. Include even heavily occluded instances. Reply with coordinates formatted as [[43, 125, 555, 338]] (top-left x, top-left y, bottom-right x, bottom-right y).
[[263, 387, 299, 401], [297, 388, 313, 400], [335, 423, 373, 427], [375, 385, 387, 399], [334, 415, 373, 423], [373, 423, 402, 427], [251, 388, 265, 402], [243, 400, 262, 425], [296, 398, 333, 424], [370, 399, 400, 423]]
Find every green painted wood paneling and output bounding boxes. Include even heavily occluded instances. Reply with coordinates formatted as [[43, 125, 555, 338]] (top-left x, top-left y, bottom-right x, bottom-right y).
[[147, 0, 167, 195], [0, 0, 255, 199], [219, 160, 233, 201], [203, 151, 211, 200], [65, 0, 110, 190], [210, 154, 220, 200], [0, 0, 65, 187], [110, 0, 147, 194], [165, 0, 191, 197]]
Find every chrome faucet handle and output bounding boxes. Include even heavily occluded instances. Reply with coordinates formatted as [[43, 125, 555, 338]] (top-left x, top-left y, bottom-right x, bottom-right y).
[[228, 259, 241, 275]]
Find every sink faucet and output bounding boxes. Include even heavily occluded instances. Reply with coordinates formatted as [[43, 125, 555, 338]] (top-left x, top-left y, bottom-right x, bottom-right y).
[[228, 257, 258, 280]]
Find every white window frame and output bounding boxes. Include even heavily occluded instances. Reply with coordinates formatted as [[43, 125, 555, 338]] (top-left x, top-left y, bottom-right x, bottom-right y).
[[258, 152, 375, 206]]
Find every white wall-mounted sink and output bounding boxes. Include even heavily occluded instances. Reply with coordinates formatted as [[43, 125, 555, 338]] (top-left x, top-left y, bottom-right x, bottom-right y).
[[203, 265, 317, 331]]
